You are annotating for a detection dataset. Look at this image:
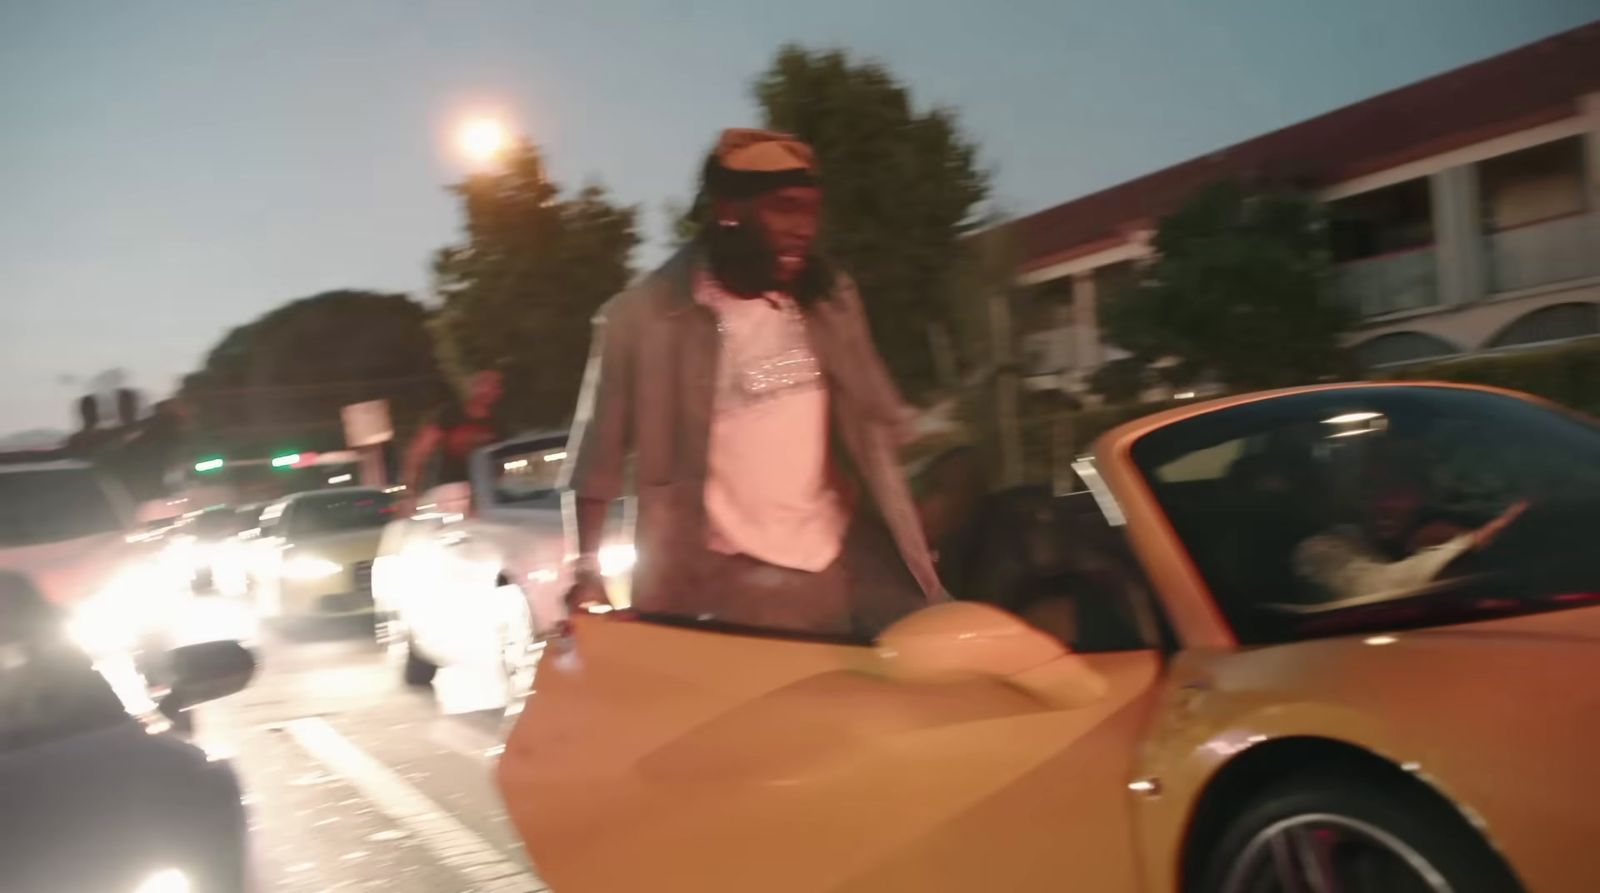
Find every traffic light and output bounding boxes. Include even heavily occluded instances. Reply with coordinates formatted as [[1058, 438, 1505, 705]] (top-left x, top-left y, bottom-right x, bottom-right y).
[[194, 457, 225, 473], [270, 452, 302, 469]]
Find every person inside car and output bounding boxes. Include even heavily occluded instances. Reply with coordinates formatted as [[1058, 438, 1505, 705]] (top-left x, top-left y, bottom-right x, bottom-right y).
[[1293, 445, 1526, 602]]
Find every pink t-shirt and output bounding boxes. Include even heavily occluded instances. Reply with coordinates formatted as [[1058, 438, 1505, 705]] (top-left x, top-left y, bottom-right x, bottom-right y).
[[697, 273, 850, 572]]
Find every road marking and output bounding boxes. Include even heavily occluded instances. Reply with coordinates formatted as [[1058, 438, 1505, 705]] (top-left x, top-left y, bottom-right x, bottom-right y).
[[428, 717, 508, 764], [285, 717, 547, 892]]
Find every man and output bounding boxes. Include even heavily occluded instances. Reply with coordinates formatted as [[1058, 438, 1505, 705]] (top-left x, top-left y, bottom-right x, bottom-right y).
[[1294, 447, 1526, 602], [63, 396, 108, 457], [561, 128, 945, 636], [401, 370, 507, 498]]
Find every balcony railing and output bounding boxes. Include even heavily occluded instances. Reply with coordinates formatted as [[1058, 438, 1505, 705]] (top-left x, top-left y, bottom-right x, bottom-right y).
[[1487, 211, 1600, 294], [1335, 247, 1439, 318]]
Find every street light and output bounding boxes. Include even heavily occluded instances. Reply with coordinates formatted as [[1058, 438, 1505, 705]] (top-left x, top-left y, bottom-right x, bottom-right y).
[[457, 116, 511, 167]]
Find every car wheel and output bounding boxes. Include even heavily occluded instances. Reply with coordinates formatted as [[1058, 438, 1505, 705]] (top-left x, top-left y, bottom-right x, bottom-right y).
[[1198, 775, 1522, 893], [402, 639, 438, 688], [379, 611, 437, 688]]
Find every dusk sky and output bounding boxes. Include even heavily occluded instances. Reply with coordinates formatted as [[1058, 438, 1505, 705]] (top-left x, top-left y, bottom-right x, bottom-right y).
[[3, 1, 1596, 434]]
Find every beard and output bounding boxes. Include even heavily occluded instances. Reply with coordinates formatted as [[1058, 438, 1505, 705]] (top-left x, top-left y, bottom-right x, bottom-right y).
[[702, 219, 834, 306]]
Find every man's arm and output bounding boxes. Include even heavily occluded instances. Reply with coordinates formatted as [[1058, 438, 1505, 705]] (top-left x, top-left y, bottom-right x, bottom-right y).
[[559, 299, 634, 604], [831, 274, 918, 444], [400, 423, 443, 497], [1294, 532, 1474, 602]]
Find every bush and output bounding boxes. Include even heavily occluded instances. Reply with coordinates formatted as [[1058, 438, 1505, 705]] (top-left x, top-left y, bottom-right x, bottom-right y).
[[1384, 339, 1600, 417]]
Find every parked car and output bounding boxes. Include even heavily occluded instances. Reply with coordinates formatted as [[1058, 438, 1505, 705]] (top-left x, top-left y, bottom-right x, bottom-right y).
[[498, 382, 1600, 893], [373, 432, 632, 697], [245, 488, 394, 621], [1, 571, 257, 893]]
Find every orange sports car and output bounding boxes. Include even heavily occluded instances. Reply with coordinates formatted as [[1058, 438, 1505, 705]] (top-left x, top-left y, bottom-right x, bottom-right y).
[[498, 382, 1600, 893]]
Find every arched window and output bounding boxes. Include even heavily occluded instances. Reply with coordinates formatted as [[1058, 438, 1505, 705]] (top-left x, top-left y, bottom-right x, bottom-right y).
[[1486, 303, 1599, 349], [1353, 332, 1458, 368]]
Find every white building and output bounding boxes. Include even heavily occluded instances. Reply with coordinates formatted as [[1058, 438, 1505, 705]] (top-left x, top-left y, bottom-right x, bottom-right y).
[[996, 23, 1600, 392]]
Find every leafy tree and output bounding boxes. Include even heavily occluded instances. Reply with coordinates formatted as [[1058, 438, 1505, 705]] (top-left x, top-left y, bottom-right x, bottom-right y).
[[755, 45, 989, 399], [1087, 357, 1150, 405], [1101, 181, 1351, 390], [182, 291, 448, 457], [431, 141, 638, 430]]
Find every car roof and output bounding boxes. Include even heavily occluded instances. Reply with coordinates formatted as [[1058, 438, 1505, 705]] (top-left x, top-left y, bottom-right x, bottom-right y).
[[282, 487, 386, 501], [1097, 380, 1542, 455], [0, 459, 93, 474]]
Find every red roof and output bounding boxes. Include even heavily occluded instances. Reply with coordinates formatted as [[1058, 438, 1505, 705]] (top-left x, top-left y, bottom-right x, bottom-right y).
[[1005, 22, 1600, 274]]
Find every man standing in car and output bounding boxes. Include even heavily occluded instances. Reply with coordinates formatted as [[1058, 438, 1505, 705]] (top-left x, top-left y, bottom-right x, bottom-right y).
[[561, 128, 944, 636], [401, 370, 507, 500]]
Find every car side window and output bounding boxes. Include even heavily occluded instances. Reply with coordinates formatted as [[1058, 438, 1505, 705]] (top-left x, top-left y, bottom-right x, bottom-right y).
[[941, 488, 1164, 653], [1132, 388, 1600, 644]]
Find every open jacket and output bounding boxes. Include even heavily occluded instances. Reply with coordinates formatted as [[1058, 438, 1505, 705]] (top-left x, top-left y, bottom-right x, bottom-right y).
[[560, 248, 946, 611]]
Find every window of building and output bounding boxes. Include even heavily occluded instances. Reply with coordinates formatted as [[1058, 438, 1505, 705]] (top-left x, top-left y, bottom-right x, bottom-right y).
[[1479, 137, 1587, 232], [1352, 332, 1459, 369], [1328, 179, 1434, 262], [1486, 302, 1600, 349]]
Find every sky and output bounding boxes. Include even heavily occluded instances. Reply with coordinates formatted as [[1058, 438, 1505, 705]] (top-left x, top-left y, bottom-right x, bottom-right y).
[[2, 0, 1597, 435]]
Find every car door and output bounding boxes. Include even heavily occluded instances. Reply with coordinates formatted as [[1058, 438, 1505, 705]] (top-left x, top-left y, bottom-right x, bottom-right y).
[[498, 582, 1165, 892]]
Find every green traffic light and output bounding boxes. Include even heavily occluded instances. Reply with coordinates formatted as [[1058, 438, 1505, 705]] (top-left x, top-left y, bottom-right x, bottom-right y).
[[270, 453, 301, 469], [194, 458, 225, 473]]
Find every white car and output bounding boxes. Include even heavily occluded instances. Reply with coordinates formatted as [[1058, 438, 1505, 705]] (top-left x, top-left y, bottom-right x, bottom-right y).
[[0, 455, 152, 610], [244, 488, 394, 621], [373, 432, 633, 698]]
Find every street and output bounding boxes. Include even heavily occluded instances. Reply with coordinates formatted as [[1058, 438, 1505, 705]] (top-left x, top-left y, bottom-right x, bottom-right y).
[[192, 618, 547, 893]]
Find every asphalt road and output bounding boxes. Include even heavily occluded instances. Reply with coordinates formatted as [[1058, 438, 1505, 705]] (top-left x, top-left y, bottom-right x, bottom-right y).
[[192, 618, 548, 893]]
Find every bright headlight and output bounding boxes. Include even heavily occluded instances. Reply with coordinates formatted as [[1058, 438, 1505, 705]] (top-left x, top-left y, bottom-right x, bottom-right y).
[[133, 867, 190, 893], [597, 544, 636, 578], [283, 554, 343, 581]]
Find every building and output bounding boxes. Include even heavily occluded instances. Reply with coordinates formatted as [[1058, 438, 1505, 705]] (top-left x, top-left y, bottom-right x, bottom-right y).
[[998, 23, 1600, 395]]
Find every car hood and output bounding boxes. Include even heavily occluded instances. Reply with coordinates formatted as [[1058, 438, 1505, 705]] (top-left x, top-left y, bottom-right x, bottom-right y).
[[289, 527, 383, 564], [0, 532, 142, 607]]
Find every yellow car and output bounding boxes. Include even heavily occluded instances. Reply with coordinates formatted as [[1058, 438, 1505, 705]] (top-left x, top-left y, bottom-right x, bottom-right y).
[[498, 382, 1600, 892]]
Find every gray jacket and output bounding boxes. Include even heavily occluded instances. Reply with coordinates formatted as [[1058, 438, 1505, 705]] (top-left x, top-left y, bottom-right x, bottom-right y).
[[560, 248, 945, 609]]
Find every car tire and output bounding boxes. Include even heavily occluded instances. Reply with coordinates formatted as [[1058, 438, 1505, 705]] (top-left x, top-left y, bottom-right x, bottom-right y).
[[1196, 774, 1522, 893], [402, 641, 438, 688]]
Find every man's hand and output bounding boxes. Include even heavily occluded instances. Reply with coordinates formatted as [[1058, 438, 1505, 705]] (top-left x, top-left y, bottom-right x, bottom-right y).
[[563, 570, 611, 613], [1472, 499, 1530, 549]]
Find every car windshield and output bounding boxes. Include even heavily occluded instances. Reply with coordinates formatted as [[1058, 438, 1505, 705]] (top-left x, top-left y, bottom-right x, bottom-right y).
[[0, 469, 123, 547], [490, 439, 568, 506], [1131, 388, 1600, 644], [286, 491, 394, 538]]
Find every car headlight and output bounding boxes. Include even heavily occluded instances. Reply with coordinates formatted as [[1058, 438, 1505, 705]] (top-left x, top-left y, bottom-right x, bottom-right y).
[[67, 565, 182, 656], [282, 554, 343, 581], [132, 868, 190, 893], [598, 543, 636, 578]]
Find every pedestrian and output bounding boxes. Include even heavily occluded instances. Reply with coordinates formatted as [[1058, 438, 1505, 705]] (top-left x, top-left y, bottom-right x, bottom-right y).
[[401, 370, 507, 502], [561, 128, 947, 637], [63, 396, 109, 457]]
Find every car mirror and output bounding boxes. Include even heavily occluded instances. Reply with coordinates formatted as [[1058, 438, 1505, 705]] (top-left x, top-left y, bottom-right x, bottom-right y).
[[875, 602, 1107, 709], [167, 640, 256, 708]]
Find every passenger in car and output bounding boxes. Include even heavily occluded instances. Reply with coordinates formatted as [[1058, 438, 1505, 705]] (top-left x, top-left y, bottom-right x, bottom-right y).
[[1293, 448, 1526, 603]]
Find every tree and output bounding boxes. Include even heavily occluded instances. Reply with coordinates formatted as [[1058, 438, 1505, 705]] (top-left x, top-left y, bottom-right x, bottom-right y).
[[1101, 181, 1352, 391], [755, 45, 989, 399], [182, 291, 448, 457], [431, 141, 638, 430]]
